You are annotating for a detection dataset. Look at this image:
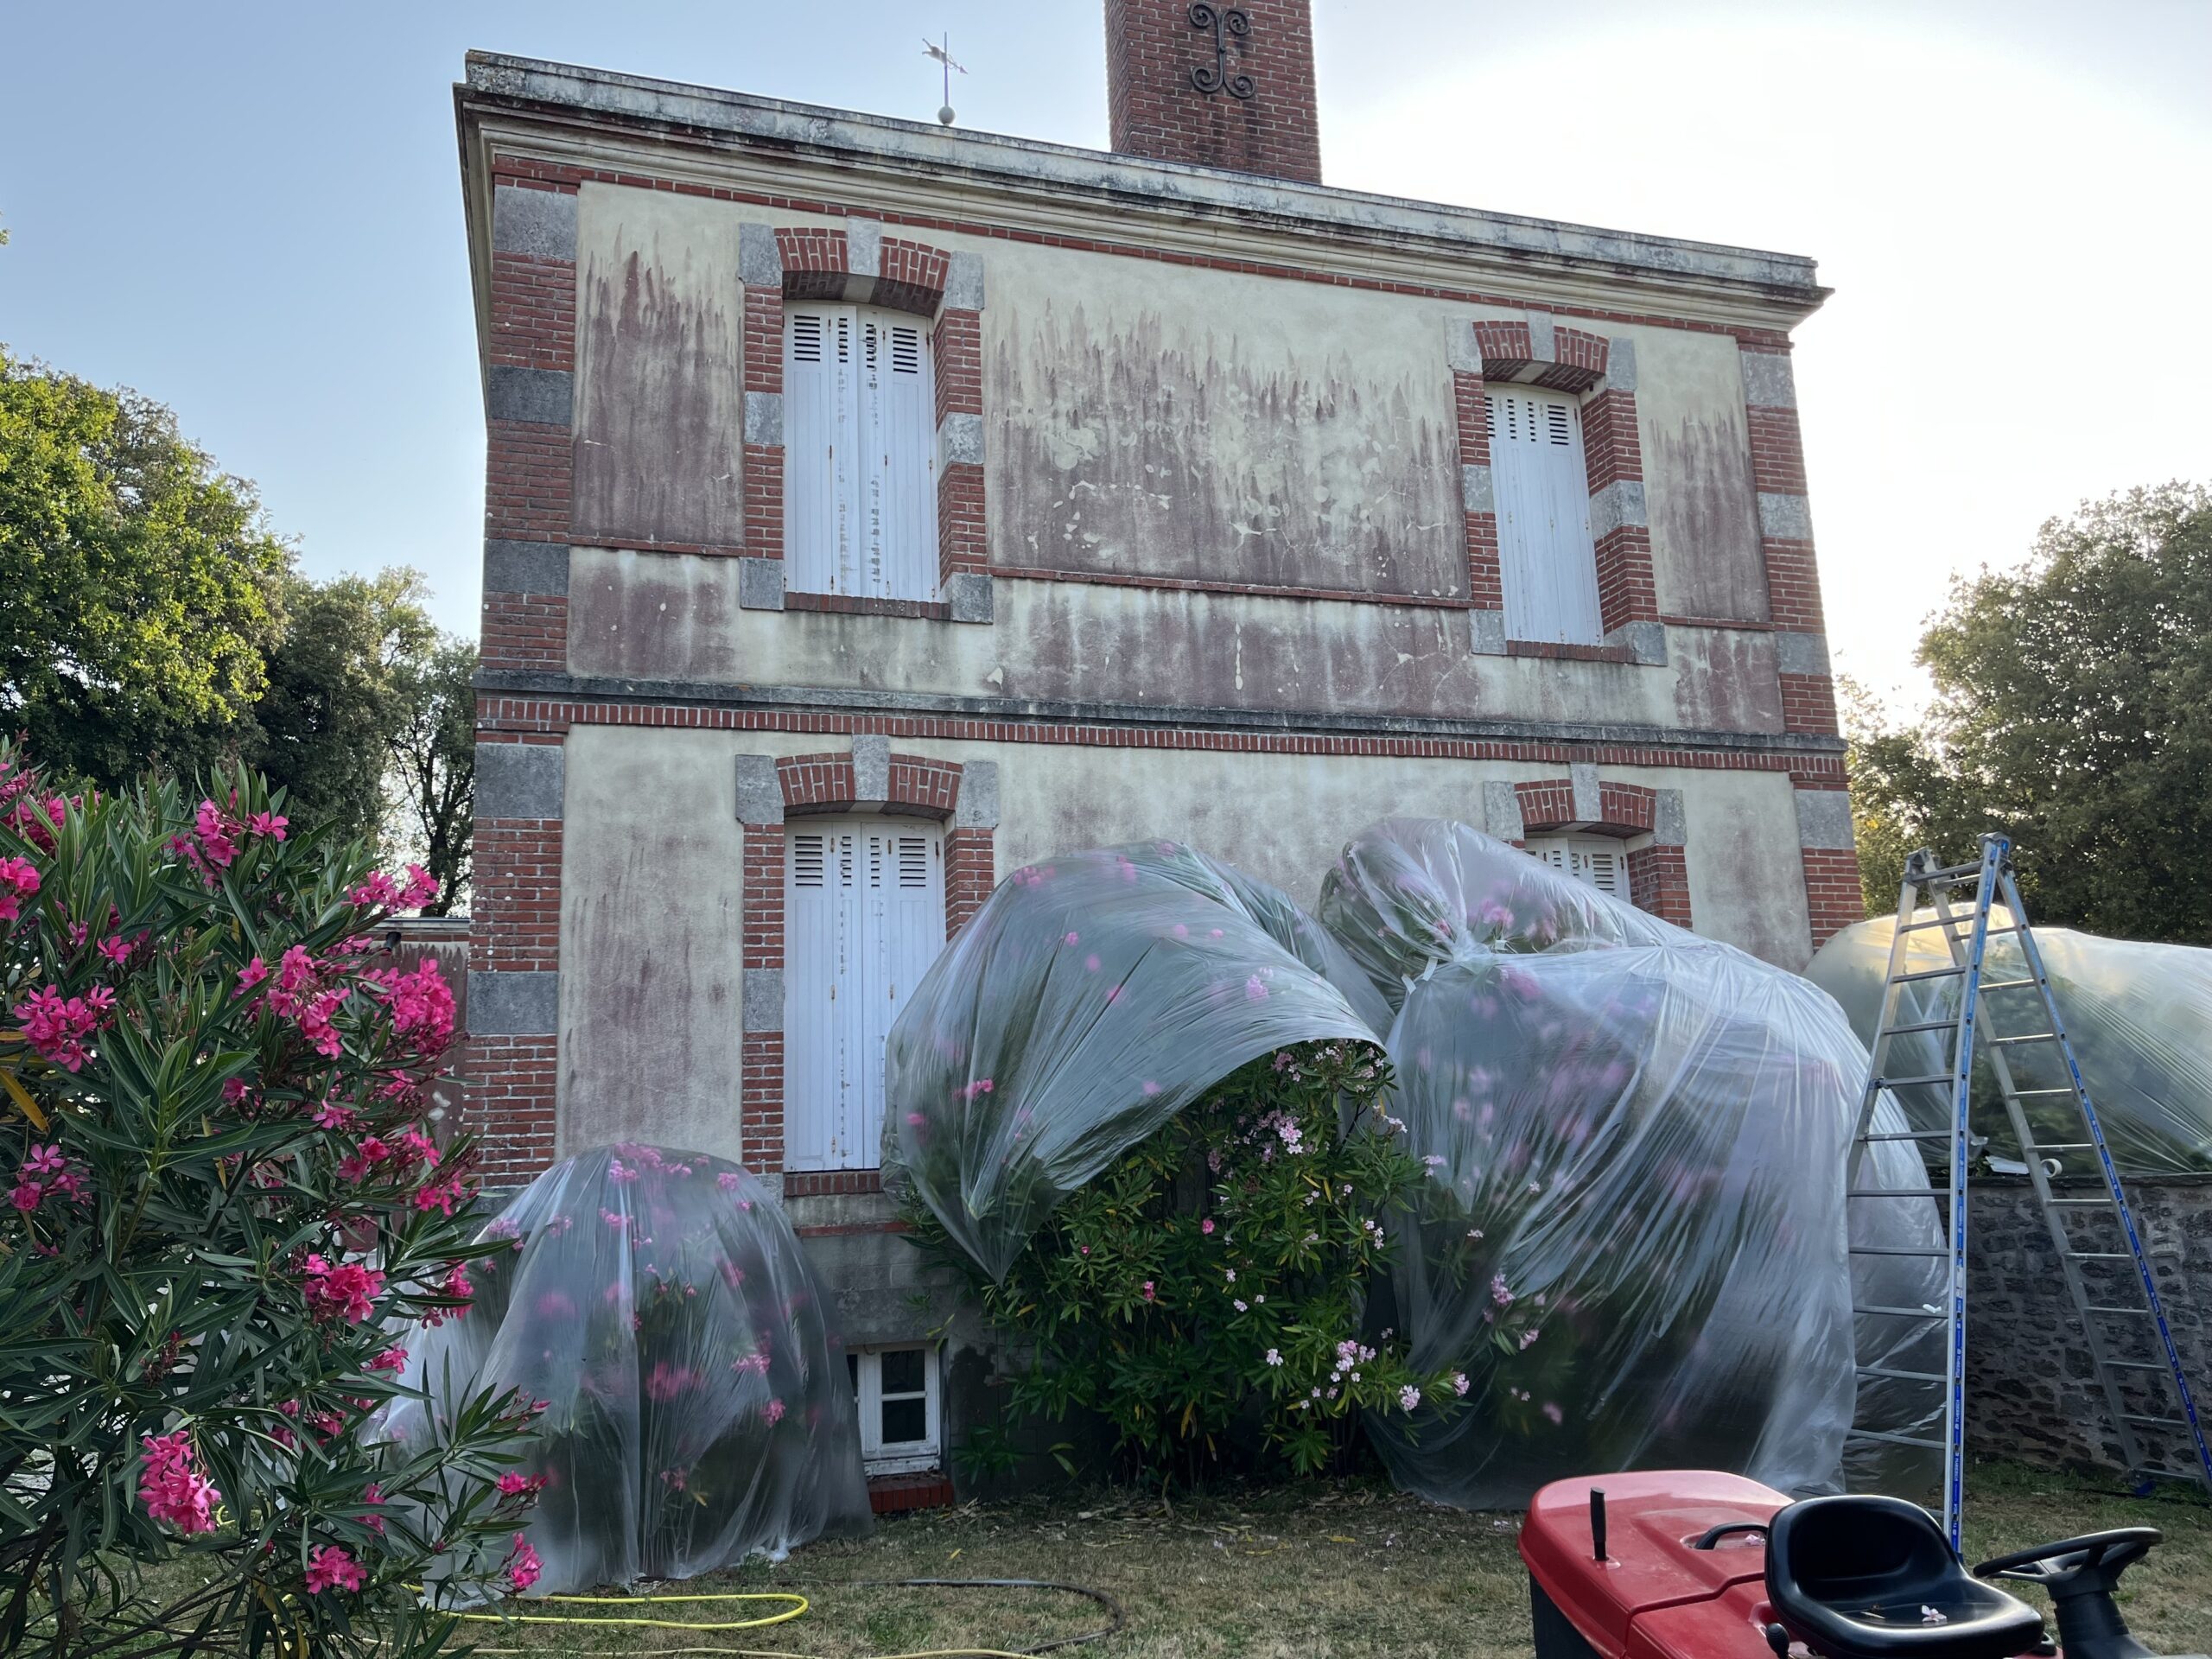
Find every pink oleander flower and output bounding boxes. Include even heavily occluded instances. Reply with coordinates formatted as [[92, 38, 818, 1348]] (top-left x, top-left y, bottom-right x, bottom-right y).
[[762, 1397, 786, 1426], [314, 1101, 359, 1131], [411, 1173, 468, 1216], [0, 855, 38, 924], [247, 810, 289, 841], [303, 1257, 385, 1324], [303, 1544, 365, 1595], [1141, 1281, 1156, 1301], [22, 1144, 64, 1179], [1398, 1385, 1421, 1413], [497, 1471, 533, 1496], [1542, 1402, 1564, 1426], [1265, 1348, 1283, 1366], [505, 1534, 542, 1593], [1489, 1272, 1515, 1308], [361, 1482, 387, 1535], [366, 1344, 410, 1374], [1452, 1371, 1471, 1396], [139, 1431, 221, 1534], [1200, 1217, 1215, 1235], [192, 800, 239, 870], [381, 959, 455, 1056], [13, 984, 110, 1071]]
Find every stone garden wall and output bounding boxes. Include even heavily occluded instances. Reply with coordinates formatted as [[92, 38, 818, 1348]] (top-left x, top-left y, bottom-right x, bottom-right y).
[[1967, 1179, 2211, 1473]]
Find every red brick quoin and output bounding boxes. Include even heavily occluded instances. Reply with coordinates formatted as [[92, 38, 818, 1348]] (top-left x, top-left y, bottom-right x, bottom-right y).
[[740, 749, 995, 1183]]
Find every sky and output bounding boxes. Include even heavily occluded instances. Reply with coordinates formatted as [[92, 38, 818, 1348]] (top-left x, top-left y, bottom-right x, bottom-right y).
[[4, 1, 2208, 711]]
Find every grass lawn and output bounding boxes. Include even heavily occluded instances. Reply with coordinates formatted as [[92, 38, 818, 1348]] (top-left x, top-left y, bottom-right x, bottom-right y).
[[454, 1459, 2212, 1658]]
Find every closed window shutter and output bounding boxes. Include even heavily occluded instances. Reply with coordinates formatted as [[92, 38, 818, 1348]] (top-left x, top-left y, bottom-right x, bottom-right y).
[[1526, 833, 1631, 902], [786, 305, 936, 601], [784, 818, 945, 1172], [785, 308, 857, 595], [1488, 388, 1604, 645]]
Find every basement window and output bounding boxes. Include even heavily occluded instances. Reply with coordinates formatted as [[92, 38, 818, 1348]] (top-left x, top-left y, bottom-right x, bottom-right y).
[[1526, 833, 1630, 901], [847, 1344, 942, 1474]]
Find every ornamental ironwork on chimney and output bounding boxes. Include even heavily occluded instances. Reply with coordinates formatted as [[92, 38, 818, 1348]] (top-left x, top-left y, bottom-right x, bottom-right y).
[[1103, 0, 1323, 182]]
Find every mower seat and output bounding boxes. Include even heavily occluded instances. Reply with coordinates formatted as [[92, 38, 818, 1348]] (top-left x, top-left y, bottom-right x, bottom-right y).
[[1766, 1496, 2046, 1659]]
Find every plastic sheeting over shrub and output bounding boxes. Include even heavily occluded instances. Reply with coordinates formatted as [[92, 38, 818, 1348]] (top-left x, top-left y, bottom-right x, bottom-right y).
[[1318, 821, 1944, 1506], [887, 819, 1947, 1504], [384, 1147, 870, 1592], [883, 841, 1385, 1281], [1808, 915, 2212, 1176]]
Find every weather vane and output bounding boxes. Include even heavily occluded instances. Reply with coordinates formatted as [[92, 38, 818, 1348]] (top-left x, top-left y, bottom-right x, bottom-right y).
[[923, 34, 967, 126]]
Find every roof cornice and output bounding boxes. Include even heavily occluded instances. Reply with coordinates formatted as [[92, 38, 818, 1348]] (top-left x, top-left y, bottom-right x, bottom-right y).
[[456, 50, 1827, 334]]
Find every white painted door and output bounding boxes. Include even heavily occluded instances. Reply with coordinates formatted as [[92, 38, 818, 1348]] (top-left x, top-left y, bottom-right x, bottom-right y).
[[1489, 388, 1604, 645], [785, 305, 937, 601], [1527, 833, 1630, 901], [785, 818, 945, 1170]]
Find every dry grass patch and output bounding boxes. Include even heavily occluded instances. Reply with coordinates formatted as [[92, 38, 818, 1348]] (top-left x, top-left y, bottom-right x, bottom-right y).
[[447, 1461, 2209, 1658]]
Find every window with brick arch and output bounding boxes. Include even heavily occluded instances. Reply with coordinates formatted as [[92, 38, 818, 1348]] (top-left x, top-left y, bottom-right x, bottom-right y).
[[784, 818, 945, 1171], [1488, 388, 1603, 645], [1526, 833, 1630, 901], [784, 305, 938, 601]]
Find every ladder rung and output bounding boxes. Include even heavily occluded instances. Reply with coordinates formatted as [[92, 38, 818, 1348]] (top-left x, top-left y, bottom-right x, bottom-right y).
[[2134, 1467, 2211, 1482], [1913, 861, 1983, 883], [1877, 1073, 1966, 1089], [1987, 1032, 2058, 1046], [1980, 978, 2038, 990], [1863, 1130, 1953, 1143], [2107, 1360, 2172, 1372], [2067, 1252, 2133, 1261], [1855, 1305, 1948, 1319], [2009, 1090, 2077, 1099], [1848, 1189, 1947, 1198], [1857, 1364, 1948, 1383], [1897, 966, 1968, 983], [2123, 1414, 2193, 1429], [1881, 1019, 1965, 1036], [2034, 1140, 2094, 1148], [1897, 918, 2024, 936], [1851, 1245, 1950, 1258], [2087, 1306, 2152, 1318], [2047, 1198, 2111, 1207], [1848, 1427, 1947, 1450]]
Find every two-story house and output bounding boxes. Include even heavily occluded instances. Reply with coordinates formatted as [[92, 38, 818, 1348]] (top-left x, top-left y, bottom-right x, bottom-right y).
[[454, 0, 1856, 1499]]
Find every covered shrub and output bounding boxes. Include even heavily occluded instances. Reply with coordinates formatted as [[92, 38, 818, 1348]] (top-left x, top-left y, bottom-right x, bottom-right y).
[[884, 840, 1382, 1281], [386, 1146, 870, 1591], [1808, 912, 2212, 1175], [1320, 820, 1946, 1504]]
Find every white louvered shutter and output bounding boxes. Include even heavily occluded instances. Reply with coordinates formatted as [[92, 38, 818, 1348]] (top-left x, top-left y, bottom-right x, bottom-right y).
[[1526, 834, 1630, 902], [856, 315, 938, 601], [785, 306, 936, 601], [784, 819, 944, 1171], [785, 308, 858, 596], [1488, 388, 1604, 645]]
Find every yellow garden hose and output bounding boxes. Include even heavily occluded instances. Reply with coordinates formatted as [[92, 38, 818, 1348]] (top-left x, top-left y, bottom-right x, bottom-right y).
[[448, 1574, 1125, 1658]]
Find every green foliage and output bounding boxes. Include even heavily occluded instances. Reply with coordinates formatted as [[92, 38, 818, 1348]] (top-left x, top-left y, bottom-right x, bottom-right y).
[[0, 741, 537, 1657], [385, 636, 476, 916], [905, 1043, 1466, 1484], [0, 348, 287, 785], [1847, 484, 2212, 942]]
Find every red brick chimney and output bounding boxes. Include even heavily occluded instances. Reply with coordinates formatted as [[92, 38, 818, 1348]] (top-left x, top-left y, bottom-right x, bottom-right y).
[[1104, 0, 1323, 182]]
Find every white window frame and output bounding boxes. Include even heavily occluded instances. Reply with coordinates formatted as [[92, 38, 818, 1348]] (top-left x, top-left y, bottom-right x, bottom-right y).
[[783, 302, 938, 603], [1487, 386, 1605, 646], [1526, 833, 1632, 902], [850, 1344, 942, 1474], [783, 817, 946, 1173]]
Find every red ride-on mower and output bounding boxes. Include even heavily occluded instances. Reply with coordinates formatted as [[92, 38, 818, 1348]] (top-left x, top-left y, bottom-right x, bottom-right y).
[[1521, 1472, 2202, 1659]]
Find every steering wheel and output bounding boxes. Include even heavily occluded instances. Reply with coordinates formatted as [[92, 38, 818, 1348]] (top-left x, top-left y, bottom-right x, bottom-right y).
[[1972, 1528, 2161, 1585]]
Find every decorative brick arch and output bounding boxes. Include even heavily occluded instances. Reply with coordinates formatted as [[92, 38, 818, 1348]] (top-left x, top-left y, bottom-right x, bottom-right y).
[[1449, 315, 1660, 664], [1503, 774, 1691, 927], [737, 222, 988, 619], [734, 740, 998, 1192]]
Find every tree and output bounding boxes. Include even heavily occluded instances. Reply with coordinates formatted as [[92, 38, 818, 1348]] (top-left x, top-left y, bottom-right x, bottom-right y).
[[386, 637, 476, 915], [0, 742, 539, 1656], [247, 569, 435, 844], [1847, 484, 2212, 943], [0, 349, 288, 785]]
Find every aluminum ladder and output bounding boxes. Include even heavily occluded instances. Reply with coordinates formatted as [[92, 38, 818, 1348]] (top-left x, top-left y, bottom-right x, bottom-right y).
[[1842, 832, 2212, 1547]]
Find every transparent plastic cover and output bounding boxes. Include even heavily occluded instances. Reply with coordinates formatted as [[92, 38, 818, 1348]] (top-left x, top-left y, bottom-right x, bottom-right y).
[[1808, 913, 2212, 1175], [1319, 821, 1942, 1505], [385, 1147, 870, 1592], [887, 820, 1943, 1504]]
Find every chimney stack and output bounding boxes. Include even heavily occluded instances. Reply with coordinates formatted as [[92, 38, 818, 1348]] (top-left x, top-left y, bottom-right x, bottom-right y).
[[1103, 0, 1323, 183]]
